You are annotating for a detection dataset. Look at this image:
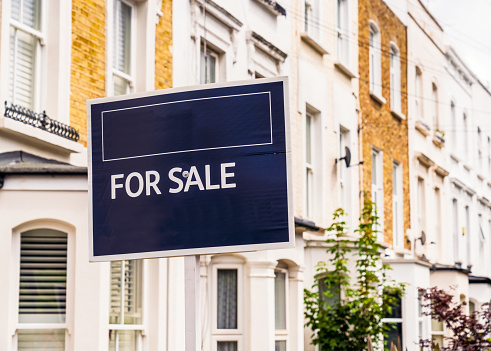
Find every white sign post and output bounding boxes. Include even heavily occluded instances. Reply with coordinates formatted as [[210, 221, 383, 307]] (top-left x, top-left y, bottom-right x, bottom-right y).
[[185, 255, 201, 351]]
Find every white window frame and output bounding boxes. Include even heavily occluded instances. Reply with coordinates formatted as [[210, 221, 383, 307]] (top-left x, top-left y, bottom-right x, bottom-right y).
[[463, 113, 469, 159], [414, 67, 423, 120], [274, 267, 289, 350], [488, 136, 491, 175], [10, 221, 75, 351], [107, 0, 137, 97], [211, 261, 244, 351], [432, 83, 439, 130], [417, 177, 426, 247], [336, 0, 349, 65], [452, 198, 460, 263], [392, 161, 403, 249], [8, 0, 46, 111], [382, 292, 404, 350], [451, 101, 457, 153], [369, 21, 382, 97], [477, 127, 483, 171], [339, 126, 351, 214], [200, 43, 220, 84], [305, 110, 315, 219], [304, 0, 319, 40], [390, 42, 401, 114], [371, 147, 384, 240], [108, 259, 146, 351]]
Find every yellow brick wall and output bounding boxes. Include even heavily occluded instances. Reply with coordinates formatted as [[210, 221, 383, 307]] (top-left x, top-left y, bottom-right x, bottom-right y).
[[155, 0, 173, 90], [70, 0, 106, 147], [359, 0, 411, 249]]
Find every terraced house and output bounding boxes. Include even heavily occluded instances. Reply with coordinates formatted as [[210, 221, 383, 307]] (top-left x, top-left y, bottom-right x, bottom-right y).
[[0, 0, 172, 349], [0, 0, 490, 350]]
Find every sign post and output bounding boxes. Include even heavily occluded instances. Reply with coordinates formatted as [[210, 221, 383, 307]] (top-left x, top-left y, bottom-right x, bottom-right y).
[[87, 77, 292, 349]]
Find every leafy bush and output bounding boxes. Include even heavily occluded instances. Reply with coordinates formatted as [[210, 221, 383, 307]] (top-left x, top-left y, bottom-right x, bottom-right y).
[[304, 200, 405, 351]]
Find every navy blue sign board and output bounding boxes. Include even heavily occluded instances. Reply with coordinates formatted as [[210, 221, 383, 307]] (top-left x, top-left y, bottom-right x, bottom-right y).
[[88, 77, 293, 261]]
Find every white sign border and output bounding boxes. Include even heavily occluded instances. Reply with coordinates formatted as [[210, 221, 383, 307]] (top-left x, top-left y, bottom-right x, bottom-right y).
[[87, 77, 293, 262]]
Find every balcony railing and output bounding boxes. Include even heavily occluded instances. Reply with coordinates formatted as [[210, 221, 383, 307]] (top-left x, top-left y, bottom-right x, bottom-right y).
[[4, 101, 79, 142]]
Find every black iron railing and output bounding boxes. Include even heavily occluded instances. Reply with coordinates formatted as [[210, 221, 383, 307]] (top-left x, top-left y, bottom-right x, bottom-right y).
[[4, 101, 80, 142]]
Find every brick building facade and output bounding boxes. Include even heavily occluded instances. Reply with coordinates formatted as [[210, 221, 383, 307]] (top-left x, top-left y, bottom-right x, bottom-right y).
[[359, 0, 410, 249]]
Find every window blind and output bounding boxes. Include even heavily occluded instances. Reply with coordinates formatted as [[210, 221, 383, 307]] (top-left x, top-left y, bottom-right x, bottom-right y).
[[18, 229, 67, 324], [217, 269, 238, 329], [110, 260, 142, 325], [113, 0, 131, 74]]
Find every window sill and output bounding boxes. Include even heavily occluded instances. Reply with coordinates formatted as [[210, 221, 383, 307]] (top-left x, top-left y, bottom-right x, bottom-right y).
[[415, 120, 430, 136], [0, 116, 83, 154], [369, 91, 386, 105], [463, 164, 472, 172], [300, 33, 329, 56], [450, 153, 460, 163], [432, 133, 445, 148], [334, 61, 358, 80], [390, 109, 406, 120]]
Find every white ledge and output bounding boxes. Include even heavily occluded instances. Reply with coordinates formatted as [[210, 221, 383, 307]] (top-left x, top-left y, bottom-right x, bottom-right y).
[[334, 61, 358, 80], [369, 91, 386, 105], [0, 116, 83, 154], [390, 109, 406, 120], [300, 33, 329, 56]]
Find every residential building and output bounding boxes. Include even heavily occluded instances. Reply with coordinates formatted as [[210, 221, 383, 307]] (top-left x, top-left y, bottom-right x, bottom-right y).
[[0, 0, 172, 350]]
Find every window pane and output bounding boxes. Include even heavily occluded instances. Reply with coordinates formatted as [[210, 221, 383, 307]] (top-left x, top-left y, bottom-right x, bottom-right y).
[[306, 114, 312, 164], [200, 49, 217, 84], [114, 0, 132, 74], [275, 340, 287, 351], [385, 293, 402, 319], [18, 329, 65, 351], [274, 271, 286, 330], [9, 28, 37, 109], [22, 0, 42, 30], [217, 341, 238, 351], [217, 269, 238, 329], [384, 322, 403, 351], [110, 260, 142, 325], [19, 230, 67, 324], [319, 278, 340, 306], [109, 330, 139, 351], [113, 74, 130, 96]]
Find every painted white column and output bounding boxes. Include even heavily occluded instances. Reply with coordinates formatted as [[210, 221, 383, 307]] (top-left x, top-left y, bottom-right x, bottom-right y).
[[248, 260, 277, 351], [289, 265, 305, 351]]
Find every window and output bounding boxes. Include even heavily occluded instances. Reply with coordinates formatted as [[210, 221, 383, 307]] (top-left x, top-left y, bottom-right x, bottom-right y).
[[418, 290, 427, 343], [109, 260, 144, 351], [392, 162, 403, 248], [432, 83, 439, 130], [478, 127, 483, 171], [17, 229, 67, 350], [372, 148, 384, 238], [304, 0, 319, 40], [434, 188, 441, 257], [464, 205, 470, 267], [383, 291, 403, 350], [415, 67, 423, 119], [200, 45, 219, 84], [9, 0, 43, 110], [305, 112, 314, 218], [274, 268, 288, 351], [111, 0, 134, 96], [452, 199, 459, 263], [417, 178, 426, 247], [451, 102, 457, 152], [369, 22, 381, 96], [488, 137, 491, 174], [463, 113, 469, 159], [390, 44, 401, 113], [431, 316, 444, 348], [339, 127, 351, 212], [336, 0, 349, 65], [213, 264, 242, 351]]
